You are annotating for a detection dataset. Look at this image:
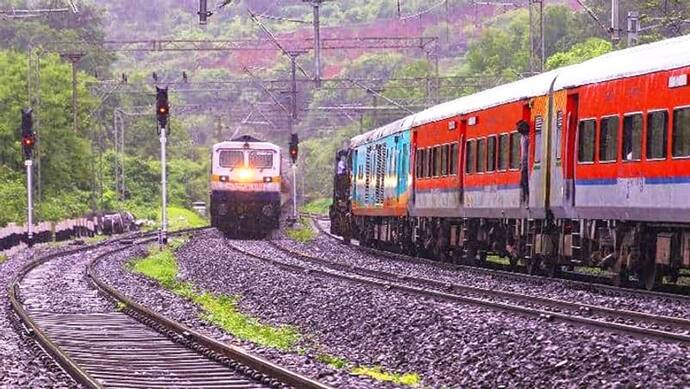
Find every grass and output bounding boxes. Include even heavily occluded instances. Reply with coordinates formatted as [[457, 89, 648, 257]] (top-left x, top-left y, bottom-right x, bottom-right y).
[[129, 242, 300, 350], [487, 255, 510, 266], [285, 218, 317, 243], [84, 234, 108, 244], [163, 206, 208, 231], [316, 354, 348, 369], [574, 266, 612, 276], [352, 366, 421, 387], [301, 198, 331, 215], [130, 239, 424, 386]]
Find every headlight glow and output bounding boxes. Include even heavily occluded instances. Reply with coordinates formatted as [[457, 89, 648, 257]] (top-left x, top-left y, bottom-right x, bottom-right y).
[[237, 168, 253, 182]]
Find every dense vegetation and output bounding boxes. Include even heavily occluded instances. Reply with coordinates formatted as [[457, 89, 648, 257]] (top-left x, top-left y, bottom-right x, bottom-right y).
[[0, 0, 687, 226]]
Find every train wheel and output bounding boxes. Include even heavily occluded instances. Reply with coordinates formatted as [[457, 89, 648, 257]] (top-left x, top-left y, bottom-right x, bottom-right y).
[[543, 261, 560, 278], [475, 251, 487, 267], [644, 264, 663, 291], [611, 270, 629, 288], [508, 255, 519, 270], [526, 257, 541, 275]]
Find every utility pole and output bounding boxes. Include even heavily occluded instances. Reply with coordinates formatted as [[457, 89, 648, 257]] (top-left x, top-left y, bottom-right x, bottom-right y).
[[113, 110, 126, 201], [627, 11, 640, 46], [610, 0, 621, 43], [288, 51, 305, 222], [303, 1, 324, 87], [528, 0, 545, 74], [61, 53, 84, 133]]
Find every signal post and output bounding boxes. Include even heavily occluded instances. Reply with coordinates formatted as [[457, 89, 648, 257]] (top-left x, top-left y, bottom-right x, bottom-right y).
[[289, 134, 299, 223], [156, 87, 170, 246], [21, 109, 36, 246]]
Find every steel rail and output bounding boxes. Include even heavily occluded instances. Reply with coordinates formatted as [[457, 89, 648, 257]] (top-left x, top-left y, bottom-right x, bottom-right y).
[[87, 241, 330, 389], [309, 215, 690, 302], [268, 239, 690, 341], [231, 227, 690, 343], [8, 232, 149, 388], [226, 239, 690, 344], [9, 229, 329, 389]]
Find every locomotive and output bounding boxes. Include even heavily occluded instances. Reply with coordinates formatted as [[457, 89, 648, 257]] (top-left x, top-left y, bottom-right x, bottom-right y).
[[210, 135, 284, 236], [331, 35, 690, 290]]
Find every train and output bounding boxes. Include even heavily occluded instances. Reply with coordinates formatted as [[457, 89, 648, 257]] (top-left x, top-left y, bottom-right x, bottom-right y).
[[210, 135, 286, 236], [330, 34, 690, 290]]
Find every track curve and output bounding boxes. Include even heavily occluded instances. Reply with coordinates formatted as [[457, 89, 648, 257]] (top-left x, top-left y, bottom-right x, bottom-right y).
[[9, 231, 329, 389]]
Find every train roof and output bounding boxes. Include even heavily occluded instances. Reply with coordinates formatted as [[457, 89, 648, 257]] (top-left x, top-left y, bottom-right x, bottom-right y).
[[213, 139, 280, 151], [350, 114, 416, 148], [351, 34, 690, 148], [414, 34, 690, 127], [554, 33, 690, 90]]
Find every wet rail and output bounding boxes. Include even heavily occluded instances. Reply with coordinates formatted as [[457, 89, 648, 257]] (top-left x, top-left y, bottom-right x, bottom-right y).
[[226, 234, 690, 345], [9, 230, 329, 389]]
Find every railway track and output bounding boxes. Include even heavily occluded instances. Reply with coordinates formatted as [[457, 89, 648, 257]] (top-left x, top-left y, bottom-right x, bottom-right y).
[[227, 232, 690, 344], [9, 231, 328, 389], [308, 215, 690, 303]]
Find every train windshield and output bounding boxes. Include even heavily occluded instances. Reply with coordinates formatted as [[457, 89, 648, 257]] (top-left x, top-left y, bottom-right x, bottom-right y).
[[219, 150, 244, 168], [249, 150, 274, 169]]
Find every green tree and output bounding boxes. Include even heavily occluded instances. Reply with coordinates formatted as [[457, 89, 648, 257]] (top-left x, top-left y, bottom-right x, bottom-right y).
[[546, 37, 613, 70]]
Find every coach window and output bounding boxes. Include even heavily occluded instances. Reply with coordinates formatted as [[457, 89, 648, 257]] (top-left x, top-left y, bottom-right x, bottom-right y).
[[672, 107, 690, 157], [466, 140, 476, 174], [450, 143, 459, 175], [556, 111, 564, 160], [509, 132, 520, 170], [219, 150, 245, 168], [599, 116, 619, 162], [647, 111, 668, 160], [498, 134, 509, 171], [487, 136, 497, 172], [416, 149, 422, 178], [420, 149, 427, 178], [622, 113, 642, 161], [441, 145, 449, 176], [477, 138, 486, 173], [578, 119, 596, 163], [534, 116, 543, 164]]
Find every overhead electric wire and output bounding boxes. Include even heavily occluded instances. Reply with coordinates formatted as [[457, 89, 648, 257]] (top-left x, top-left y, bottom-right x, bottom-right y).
[[574, 0, 610, 34], [399, 0, 447, 20]]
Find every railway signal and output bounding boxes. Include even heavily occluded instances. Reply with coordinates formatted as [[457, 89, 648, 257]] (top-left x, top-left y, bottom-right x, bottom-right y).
[[156, 87, 170, 129], [289, 133, 299, 163], [21, 109, 35, 159], [21, 108, 35, 246], [155, 87, 170, 246]]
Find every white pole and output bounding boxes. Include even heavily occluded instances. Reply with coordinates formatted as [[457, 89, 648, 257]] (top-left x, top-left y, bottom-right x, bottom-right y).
[[292, 163, 298, 220], [26, 159, 34, 245], [160, 128, 168, 245]]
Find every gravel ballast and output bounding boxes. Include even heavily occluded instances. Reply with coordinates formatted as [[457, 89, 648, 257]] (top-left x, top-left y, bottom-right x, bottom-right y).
[[0, 246, 79, 388], [277, 221, 690, 320], [100, 230, 690, 388]]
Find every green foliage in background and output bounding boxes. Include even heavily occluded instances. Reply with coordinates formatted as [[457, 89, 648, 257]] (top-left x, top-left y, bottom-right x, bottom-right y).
[[546, 38, 613, 70]]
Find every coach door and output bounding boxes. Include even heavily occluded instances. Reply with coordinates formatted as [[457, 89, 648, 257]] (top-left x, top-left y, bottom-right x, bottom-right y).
[[396, 136, 407, 204], [564, 93, 579, 207]]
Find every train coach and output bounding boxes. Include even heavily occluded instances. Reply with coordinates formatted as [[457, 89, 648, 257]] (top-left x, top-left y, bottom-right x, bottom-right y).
[[210, 135, 284, 236], [331, 34, 690, 290]]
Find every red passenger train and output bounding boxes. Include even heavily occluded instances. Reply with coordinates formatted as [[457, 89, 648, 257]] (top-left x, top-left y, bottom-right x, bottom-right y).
[[330, 35, 690, 290]]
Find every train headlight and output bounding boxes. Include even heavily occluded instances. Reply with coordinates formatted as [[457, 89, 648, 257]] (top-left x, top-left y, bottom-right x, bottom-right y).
[[263, 176, 273, 183], [237, 168, 253, 182], [219, 176, 229, 182]]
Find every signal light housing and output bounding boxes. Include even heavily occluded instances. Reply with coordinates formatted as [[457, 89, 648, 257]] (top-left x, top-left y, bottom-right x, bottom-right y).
[[156, 87, 170, 129], [21, 109, 35, 159], [289, 133, 299, 164]]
